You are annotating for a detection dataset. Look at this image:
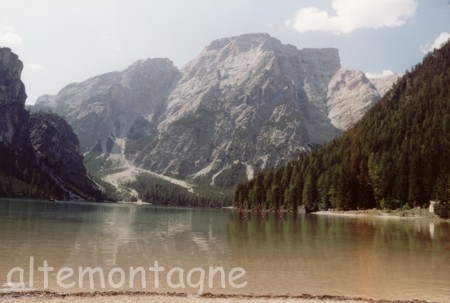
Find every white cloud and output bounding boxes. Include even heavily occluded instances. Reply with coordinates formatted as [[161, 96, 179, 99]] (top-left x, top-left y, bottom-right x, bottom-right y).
[[420, 32, 450, 53], [365, 70, 395, 79], [285, 0, 417, 34], [26, 64, 44, 71], [0, 24, 22, 48]]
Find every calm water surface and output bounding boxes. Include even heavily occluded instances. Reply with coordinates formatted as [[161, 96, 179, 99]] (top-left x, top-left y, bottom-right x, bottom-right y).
[[0, 199, 448, 301]]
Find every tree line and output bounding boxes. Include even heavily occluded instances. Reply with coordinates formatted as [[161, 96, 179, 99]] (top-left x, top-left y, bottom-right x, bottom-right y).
[[234, 41, 450, 219]]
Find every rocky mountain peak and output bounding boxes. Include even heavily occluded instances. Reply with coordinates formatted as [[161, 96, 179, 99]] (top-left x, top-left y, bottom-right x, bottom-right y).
[[205, 33, 273, 52], [147, 34, 345, 178], [167, 34, 341, 129], [0, 48, 26, 106], [122, 58, 178, 88]]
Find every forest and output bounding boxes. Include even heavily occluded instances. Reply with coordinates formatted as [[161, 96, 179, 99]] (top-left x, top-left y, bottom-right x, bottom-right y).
[[234, 41, 450, 219], [127, 173, 231, 207]]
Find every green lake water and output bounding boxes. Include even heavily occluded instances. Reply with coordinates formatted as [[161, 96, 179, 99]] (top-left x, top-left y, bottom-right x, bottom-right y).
[[0, 199, 448, 301]]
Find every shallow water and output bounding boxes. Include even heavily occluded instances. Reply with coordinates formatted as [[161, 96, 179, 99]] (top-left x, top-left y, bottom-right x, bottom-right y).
[[0, 199, 448, 301]]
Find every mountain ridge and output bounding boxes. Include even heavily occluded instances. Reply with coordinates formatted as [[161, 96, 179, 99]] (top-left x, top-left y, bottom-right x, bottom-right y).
[[35, 33, 399, 202]]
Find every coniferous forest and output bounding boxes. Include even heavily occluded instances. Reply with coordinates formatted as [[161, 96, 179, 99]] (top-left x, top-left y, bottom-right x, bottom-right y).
[[234, 41, 450, 219]]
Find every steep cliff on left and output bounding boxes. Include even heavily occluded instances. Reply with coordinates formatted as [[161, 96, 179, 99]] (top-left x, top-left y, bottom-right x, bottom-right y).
[[0, 48, 105, 201]]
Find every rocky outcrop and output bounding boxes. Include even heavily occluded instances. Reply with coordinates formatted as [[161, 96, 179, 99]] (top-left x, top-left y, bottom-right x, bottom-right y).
[[0, 48, 28, 148], [36, 34, 398, 189], [327, 69, 380, 130], [28, 113, 100, 196], [369, 74, 401, 96], [0, 47, 104, 200]]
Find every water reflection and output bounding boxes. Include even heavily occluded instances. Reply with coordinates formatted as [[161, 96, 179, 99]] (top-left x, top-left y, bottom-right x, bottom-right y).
[[0, 199, 448, 301], [227, 212, 450, 300]]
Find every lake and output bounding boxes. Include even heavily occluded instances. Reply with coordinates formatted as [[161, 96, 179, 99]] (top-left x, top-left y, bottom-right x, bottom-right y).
[[0, 199, 448, 301]]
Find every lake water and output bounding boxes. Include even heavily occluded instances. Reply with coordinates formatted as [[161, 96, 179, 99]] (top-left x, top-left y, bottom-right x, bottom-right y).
[[0, 199, 448, 301]]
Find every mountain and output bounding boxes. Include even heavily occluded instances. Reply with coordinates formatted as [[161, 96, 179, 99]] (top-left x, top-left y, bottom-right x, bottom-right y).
[[327, 69, 382, 130], [234, 40, 450, 217], [37, 58, 180, 153], [368, 73, 401, 96], [36, 33, 398, 201], [0, 47, 104, 201]]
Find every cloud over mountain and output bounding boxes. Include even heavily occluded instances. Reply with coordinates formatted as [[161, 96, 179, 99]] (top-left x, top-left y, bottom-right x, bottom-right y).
[[0, 24, 22, 48], [285, 0, 417, 34], [26, 63, 44, 71], [421, 32, 450, 53]]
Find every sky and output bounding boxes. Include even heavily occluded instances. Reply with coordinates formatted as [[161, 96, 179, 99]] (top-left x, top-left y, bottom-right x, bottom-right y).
[[0, 0, 449, 104]]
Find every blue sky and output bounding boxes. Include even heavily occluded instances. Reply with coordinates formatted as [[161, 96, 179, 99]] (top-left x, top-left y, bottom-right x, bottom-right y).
[[0, 0, 449, 104]]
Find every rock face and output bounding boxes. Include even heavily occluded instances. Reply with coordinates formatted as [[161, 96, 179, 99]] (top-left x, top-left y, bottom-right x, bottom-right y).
[[28, 113, 99, 196], [0, 48, 28, 148], [369, 74, 401, 96], [141, 34, 342, 181], [327, 69, 380, 130], [0, 47, 104, 200], [38, 59, 180, 153], [36, 34, 398, 188]]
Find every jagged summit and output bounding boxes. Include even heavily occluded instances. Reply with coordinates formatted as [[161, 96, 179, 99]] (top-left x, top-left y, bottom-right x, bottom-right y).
[[205, 33, 274, 50], [186, 33, 340, 84], [0, 48, 26, 105], [203, 33, 339, 59]]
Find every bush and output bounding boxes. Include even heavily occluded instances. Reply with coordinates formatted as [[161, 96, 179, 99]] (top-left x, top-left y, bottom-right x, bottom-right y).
[[434, 202, 449, 219], [381, 198, 401, 210]]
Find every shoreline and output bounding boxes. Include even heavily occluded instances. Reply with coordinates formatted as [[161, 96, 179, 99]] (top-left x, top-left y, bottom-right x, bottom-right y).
[[224, 205, 448, 222], [2, 199, 444, 222], [0, 290, 431, 303], [311, 208, 442, 220]]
